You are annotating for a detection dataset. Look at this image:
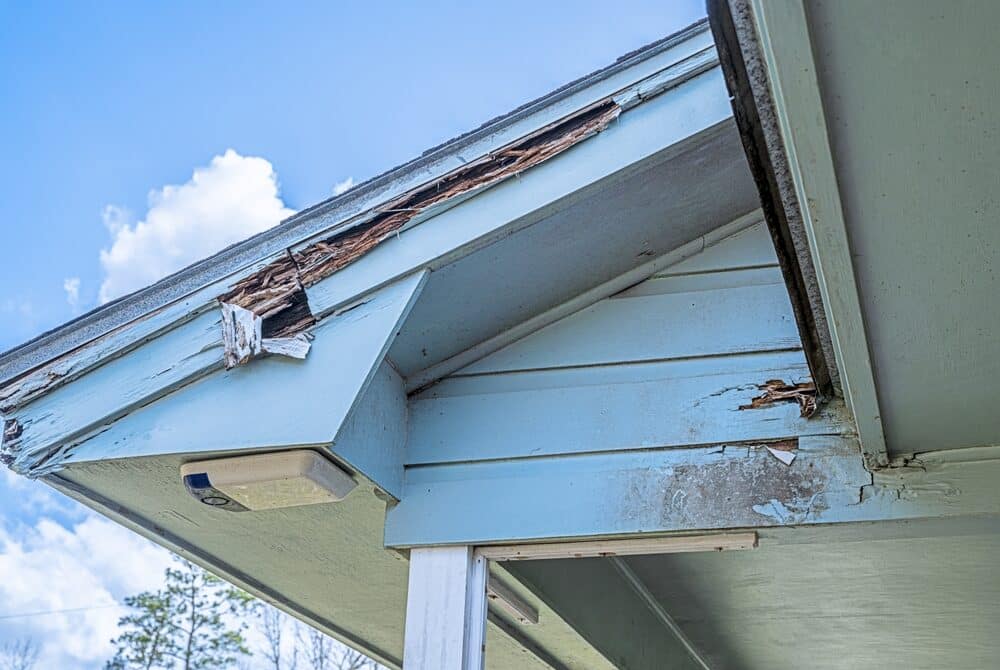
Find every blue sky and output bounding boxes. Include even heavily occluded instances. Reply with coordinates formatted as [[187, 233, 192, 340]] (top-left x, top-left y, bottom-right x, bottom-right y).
[[0, 2, 703, 667]]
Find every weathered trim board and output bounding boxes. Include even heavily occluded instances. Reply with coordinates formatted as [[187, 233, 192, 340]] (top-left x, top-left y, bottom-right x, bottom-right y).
[[3, 271, 427, 482], [386, 439, 1000, 547], [2, 61, 736, 482]]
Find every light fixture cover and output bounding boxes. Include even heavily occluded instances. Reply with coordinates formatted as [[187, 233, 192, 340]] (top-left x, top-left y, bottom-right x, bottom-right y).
[[180, 450, 357, 512]]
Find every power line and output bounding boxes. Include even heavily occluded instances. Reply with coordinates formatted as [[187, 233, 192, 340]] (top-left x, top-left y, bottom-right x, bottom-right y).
[[0, 603, 124, 621]]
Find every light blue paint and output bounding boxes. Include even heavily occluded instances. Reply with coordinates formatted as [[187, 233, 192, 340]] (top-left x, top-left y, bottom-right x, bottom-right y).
[[459, 277, 798, 375], [332, 361, 409, 499], [25, 271, 427, 479], [294, 64, 733, 318], [4, 309, 222, 464], [406, 351, 828, 465], [386, 435, 868, 547], [0, 1, 705, 353]]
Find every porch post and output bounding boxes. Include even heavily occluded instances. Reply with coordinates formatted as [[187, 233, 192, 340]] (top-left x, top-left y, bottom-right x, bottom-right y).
[[403, 546, 488, 670]]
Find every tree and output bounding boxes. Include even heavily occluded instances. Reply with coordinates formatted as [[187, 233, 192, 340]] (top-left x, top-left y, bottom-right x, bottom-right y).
[[256, 604, 297, 670], [105, 591, 176, 670], [295, 626, 377, 670], [333, 648, 375, 670], [107, 558, 253, 670], [0, 638, 39, 670], [298, 627, 332, 670]]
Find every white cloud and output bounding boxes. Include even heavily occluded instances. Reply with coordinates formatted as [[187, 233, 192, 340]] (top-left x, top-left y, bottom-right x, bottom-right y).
[[0, 476, 378, 670], [0, 510, 173, 669], [63, 277, 81, 312], [98, 150, 295, 304], [1, 297, 35, 319], [332, 176, 355, 195]]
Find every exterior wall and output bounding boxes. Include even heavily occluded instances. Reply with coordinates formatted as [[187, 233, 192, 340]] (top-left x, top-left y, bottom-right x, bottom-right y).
[[386, 220, 867, 547], [405, 221, 814, 468]]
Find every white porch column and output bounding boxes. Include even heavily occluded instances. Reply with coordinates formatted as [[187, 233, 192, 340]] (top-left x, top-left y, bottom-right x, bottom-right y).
[[403, 546, 488, 670]]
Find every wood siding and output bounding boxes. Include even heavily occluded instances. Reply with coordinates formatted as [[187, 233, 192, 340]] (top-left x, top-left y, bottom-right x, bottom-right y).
[[406, 221, 825, 468], [388, 221, 860, 546]]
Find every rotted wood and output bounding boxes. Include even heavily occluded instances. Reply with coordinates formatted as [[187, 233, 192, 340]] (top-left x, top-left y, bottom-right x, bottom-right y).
[[739, 379, 817, 417], [215, 102, 622, 339]]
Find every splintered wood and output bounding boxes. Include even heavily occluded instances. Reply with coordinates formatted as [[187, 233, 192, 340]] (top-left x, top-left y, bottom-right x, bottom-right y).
[[215, 101, 622, 352], [220, 302, 312, 369], [293, 101, 622, 287], [220, 303, 261, 368], [740, 379, 818, 418]]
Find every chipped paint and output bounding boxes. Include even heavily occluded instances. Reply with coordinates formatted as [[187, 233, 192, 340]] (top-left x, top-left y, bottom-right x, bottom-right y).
[[859, 451, 964, 503], [659, 442, 830, 528], [739, 378, 817, 417], [221, 303, 261, 368], [210, 102, 623, 368], [1, 419, 22, 465], [220, 301, 313, 369], [0, 98, 625, 473], [0, 61, 708, 479], [766, 446, 797, 466], [751, 495, 821, 523]]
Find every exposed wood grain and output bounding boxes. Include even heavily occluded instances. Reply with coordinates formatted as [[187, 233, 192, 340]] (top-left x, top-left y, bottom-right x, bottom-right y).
[[220, 103, 622, 329], [739, 378, 817, 417], [296, 68, 734, 319], [743, 0, 888, 466]]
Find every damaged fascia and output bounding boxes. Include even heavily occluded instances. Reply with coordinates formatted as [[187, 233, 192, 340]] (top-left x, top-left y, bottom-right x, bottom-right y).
[[215, 45, 720, 368], [216, 101, 623, 367], [219, 303, 312, 369], [1, 59, 714, 474]]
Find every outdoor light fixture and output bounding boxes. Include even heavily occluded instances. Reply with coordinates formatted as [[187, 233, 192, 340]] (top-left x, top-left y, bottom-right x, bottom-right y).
[[180, 450, 357, 512]]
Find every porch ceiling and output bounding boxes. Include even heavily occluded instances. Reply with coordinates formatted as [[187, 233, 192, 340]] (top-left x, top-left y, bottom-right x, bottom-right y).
[[802, 1, 1000, 453], [58, 453, 613, 670], [508, 527, 1000, 670]]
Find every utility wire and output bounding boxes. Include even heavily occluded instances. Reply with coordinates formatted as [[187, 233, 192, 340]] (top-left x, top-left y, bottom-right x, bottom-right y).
[[0, 603, 124, 621]]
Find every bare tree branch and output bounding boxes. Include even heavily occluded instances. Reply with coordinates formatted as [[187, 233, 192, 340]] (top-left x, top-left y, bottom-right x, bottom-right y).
[[0, 638, 39, 670]]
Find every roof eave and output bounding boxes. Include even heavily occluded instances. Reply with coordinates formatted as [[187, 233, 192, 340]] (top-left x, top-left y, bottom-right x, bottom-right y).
[[0, 19, 713, 386]]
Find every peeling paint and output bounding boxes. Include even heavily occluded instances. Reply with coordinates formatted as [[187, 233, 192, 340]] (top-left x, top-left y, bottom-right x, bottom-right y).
[[221, 303, 261, 368], [1, 418, 22, 465], [766, 445, 796, 466], [220, 301, 313, 369], [751, 494, 821, 523], [219, 251, 316, 339], [859, 452, 963, 503], [739, 378, 817, 417], [1, 98, 627, 471], [648, 438, 830, 529]]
